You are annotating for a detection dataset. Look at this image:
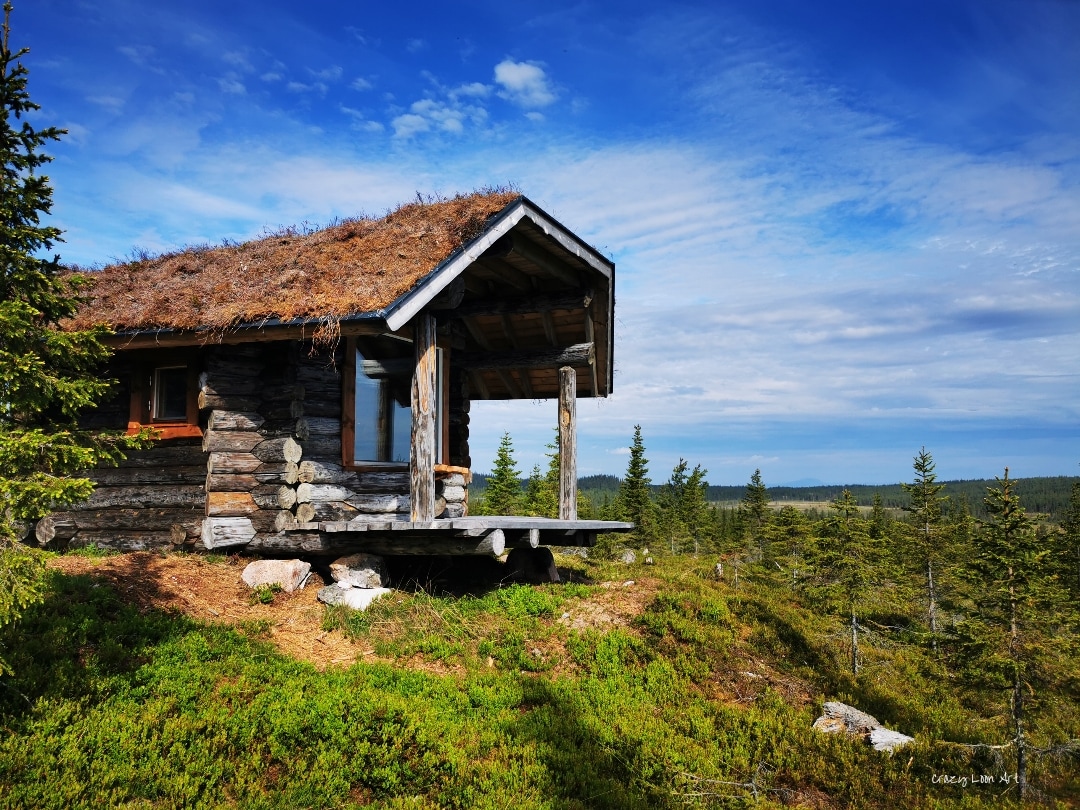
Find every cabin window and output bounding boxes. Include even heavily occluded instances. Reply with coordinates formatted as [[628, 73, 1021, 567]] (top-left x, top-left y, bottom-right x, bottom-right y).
[[127, 353, 202, 439], [152, 366, 189, 422], [343, 337, 447, 467]]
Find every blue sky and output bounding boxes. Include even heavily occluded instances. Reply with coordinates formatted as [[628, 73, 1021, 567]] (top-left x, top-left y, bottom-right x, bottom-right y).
[[17, 0, 1080, 485]]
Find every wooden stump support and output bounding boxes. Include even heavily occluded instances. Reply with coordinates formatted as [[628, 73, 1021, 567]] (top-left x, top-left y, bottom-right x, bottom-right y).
[[410, 312, 437, 522], [558, 366, 577, 520]]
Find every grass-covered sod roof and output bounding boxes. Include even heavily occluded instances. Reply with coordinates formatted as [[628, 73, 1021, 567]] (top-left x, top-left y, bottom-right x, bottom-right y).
[[68, 189, 520, 333]]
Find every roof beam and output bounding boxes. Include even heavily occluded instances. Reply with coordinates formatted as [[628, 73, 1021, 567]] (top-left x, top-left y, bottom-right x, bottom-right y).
[[457, 342, 594, 371], [103, 319, 388, 350], [443, 288, 592, 319]]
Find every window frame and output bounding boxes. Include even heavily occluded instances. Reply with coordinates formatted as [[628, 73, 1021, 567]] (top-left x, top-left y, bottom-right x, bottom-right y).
[[341, 335, 449, 471], [127, 350, 202, 440]]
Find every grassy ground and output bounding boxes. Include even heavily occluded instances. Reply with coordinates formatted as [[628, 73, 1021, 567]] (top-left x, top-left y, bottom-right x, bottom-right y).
[[0, 551, 1074, 808]]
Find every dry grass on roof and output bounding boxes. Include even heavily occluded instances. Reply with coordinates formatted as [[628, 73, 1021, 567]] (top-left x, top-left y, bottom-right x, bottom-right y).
[[67, 189, 521, 333]]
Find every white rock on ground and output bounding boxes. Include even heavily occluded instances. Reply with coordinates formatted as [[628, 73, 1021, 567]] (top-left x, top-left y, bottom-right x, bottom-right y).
[[869, 728, 915, 752], [317, 584, 392, 610], [241, 559, 311, 593], [329, 552, 388, 589], [812, 701, 913, 752]]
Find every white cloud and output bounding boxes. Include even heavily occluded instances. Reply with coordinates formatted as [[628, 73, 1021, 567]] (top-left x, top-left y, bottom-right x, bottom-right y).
[[391, 112, 430, 138], [351, 77, 373, 91], [218, 77, 246, 95], [308, 66, 343, 81], [118, 44, 155, 66], [286, 81, 328, 97], [87, 95, 126, 113], [494, 59, 557, 107]]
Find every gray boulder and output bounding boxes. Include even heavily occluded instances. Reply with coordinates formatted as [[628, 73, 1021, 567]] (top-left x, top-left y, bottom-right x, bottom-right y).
[[329, 553, 388, 589], [241, 559, 311, 593]]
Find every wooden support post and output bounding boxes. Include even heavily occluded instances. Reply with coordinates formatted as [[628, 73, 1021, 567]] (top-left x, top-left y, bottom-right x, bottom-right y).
[[558, 366, 577, 520], [411, 312, 437, 522]]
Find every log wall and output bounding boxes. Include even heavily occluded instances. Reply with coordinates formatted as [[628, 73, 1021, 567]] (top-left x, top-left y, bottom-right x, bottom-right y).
[[45, 335, 471, 554]]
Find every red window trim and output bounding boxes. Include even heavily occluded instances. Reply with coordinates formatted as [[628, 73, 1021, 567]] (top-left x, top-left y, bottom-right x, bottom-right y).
[[126, 351, 203, 440]]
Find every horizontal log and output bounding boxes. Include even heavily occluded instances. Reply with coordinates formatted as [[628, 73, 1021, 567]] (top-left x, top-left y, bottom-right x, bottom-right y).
[[252, 462, 300, 485], [296, 501, 359, 523], [347, 493, 409, 513], [449, 288, 592, 319], [295, 365, 341, 385], [88, 465, 206, 486], [73, 485, 204, 511], [244, 509, 294, 534], [205, 473, 259, 492], [199, 372, 264, 396], [253, 436, 303, 464], [260, 383, 306, 402], [70, 531, 179, 552], [295, 482, 359, 503], [202, 430, 263, 453], [206, 491, 259, 517], [356, 471, 410, 493], [246, 533, 356, 556], [207, 452, 262, 475], [258, 420, 306, 441], [115, 444, 206, 468], [103, 322, 382, 350], [298, 401, 340, 418], [45, 508, 202, 534], [250, 484, 286, 510], [208, 410, 265, 431], [244, 530, 503, 556], [204, 357, 265, 377], [297, 460, 355, 485], [298, 436, 341, 460], [303, 417, 341, 435], [198, 392, 260, 411], [262, 402, 305, 421], [201, 517, 256, 549], [457, 342, 594, 371]]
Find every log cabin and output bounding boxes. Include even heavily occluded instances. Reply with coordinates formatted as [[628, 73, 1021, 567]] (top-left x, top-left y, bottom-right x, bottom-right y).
[[39, 190, 631, 559]]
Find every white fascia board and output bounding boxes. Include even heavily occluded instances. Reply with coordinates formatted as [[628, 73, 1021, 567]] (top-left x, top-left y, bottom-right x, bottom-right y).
[[383, 197, 613, 332], [384, 201, 528, 332]]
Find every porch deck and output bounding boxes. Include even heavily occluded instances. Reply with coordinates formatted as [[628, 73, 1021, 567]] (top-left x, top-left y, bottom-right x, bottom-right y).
[[268, 516, 634, 557]]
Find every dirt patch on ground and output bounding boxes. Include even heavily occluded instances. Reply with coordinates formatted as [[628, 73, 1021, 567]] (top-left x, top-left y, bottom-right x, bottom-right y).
[[48, 552, 375, 669], [46, 552, 656, 672]]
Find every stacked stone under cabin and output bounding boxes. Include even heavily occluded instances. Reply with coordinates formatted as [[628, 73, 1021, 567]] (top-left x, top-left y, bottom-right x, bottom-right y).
[[37, 339, 471, 552]]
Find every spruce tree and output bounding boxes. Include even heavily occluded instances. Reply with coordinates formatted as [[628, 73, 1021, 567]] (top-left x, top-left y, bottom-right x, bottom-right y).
[[0, 3, 140, 672], [811, 490, 882, 675], [956, 469, 1077, 799], [1057, 481, 1080, 603], [900, 448, 948, 653], [737, 468, 771, 564], [482, 432, 522, 516], [615, 424, 654, 543]]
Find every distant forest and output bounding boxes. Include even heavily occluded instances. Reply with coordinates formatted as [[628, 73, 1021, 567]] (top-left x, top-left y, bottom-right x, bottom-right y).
[[472, 472, 1080, 523]]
